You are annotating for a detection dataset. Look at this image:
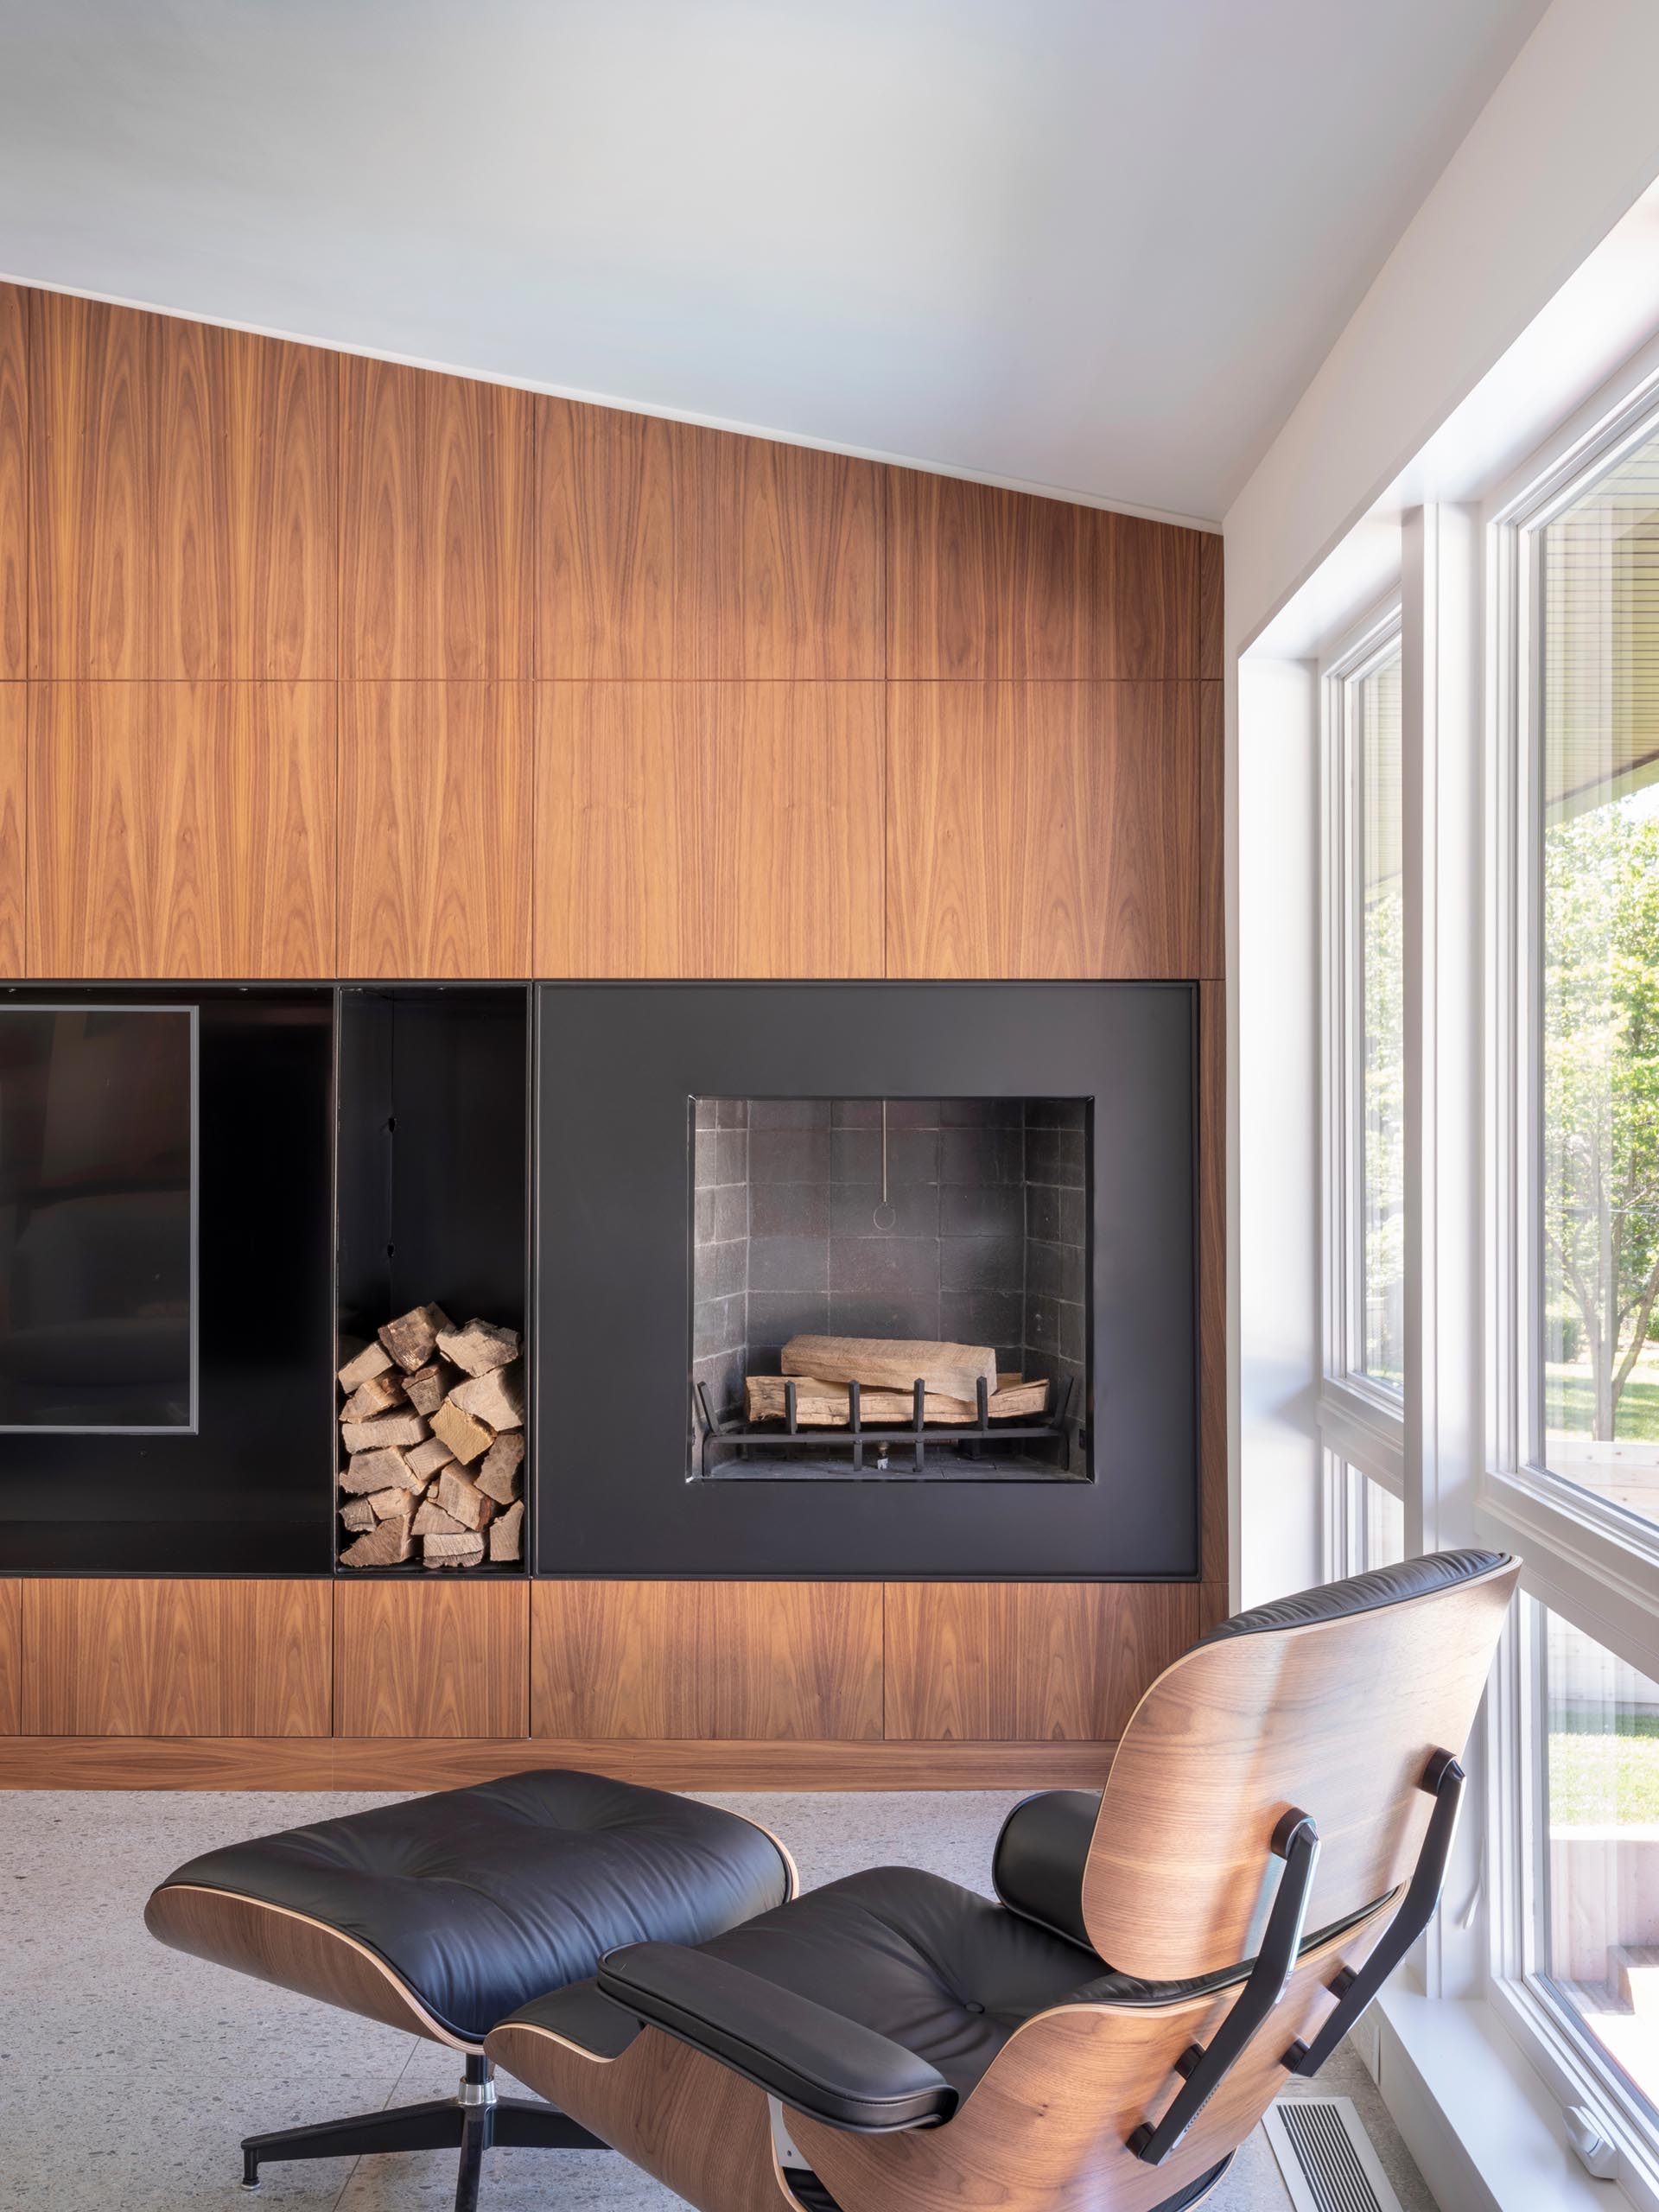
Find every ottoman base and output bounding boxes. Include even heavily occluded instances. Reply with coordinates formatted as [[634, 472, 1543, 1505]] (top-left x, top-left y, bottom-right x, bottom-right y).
[[240, 2051, 604, 2211]]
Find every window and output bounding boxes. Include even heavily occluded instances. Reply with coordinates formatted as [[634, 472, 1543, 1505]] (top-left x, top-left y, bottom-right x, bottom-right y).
[[1327, 1452, 1407, 1578], [1531, 1605, 1659, 2118], [1533, 429, 1659, 1533]]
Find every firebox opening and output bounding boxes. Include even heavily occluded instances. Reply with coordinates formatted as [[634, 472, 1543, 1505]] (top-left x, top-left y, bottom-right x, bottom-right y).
[[690, 1097, 1090, 1482]]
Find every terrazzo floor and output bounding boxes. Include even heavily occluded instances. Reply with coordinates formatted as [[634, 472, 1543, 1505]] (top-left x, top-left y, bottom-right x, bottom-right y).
[[0, 1789, 1439, 2212]]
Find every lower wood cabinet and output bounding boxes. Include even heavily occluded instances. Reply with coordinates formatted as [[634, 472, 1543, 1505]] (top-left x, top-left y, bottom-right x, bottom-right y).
[[0, 1580, 20, 1732], [531, 1580, 884, 1740], [334, 1579, 530, 1738], [20, 1579, 331, 1736]]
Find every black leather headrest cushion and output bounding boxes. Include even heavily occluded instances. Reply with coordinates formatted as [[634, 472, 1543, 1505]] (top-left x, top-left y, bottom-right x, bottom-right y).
[[1198, 1548, 1510, 1646]]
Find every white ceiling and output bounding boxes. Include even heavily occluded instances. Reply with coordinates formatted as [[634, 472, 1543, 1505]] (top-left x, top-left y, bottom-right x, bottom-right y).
[[0, 0, 1551, 524]]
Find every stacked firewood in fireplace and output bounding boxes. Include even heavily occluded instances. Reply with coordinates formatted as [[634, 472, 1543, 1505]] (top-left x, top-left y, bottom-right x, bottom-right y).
[[336, 1304, 524, 1569]]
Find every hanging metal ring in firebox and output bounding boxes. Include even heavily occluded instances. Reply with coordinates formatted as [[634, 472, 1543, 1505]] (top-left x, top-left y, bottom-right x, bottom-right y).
[[873, 1099, 896, 1230]]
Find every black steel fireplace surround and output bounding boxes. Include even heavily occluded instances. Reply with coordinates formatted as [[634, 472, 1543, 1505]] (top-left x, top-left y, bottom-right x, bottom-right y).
[[0, 980, 1200, 1583]]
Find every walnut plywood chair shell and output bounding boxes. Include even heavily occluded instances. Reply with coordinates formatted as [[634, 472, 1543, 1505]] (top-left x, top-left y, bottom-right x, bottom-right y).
[[488, 1551, 1519, 2212]]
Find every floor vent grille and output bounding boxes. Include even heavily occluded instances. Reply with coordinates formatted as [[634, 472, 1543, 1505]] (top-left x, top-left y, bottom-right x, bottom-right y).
[[1262, 2095, 1405, 2212]]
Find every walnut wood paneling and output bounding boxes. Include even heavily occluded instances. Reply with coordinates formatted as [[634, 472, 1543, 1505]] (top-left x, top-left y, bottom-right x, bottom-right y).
[[0, 286, 25, 678], [531, 1581, 884, 1740], [886, 681, 1201, 976], [887, 471, 1204, 680], [338, 681, 531, 976], [537, 401, 882, 677], [882, 1581, 1199, 1741], [1199, 532, 1223, 682], [1199, 681, 1224, 980], [28, 292, 336, 678], [0, 1580, 20, 1732], [28, 682, 335, 976], [535, 681, 884, 976], [340, 356, 531, 678], [0, 683, 23, 974], [20, 1580, 331, 1736], [334, 1579, 529, 1737], [1199, 979, 1228, 1591]]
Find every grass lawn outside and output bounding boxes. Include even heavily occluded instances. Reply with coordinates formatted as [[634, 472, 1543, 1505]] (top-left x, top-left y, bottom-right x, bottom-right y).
[[1550, 1715, 1659, 1824], [1547, 1362, 1659, 1444]]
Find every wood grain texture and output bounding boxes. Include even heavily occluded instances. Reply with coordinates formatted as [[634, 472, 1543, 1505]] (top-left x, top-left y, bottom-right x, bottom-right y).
[[1199, 980, 1228, 1589], [341, 355, 531, 677], [146, 1885, 473, 2047], [882, 1582, 1199, 1741], [0, 286, 24, 677], [1080, 1558, 1519, 1978], [1198, 680, 1224, 979], [334, 1578, 529, 1737], [0, 1580, 19, 1732], [20, 1580, 331, 1736], [1199, 533, 1223, 682], [538, 401, 883, 677], [535, 681, 883, 976], [0, 683, 23, 973], [29, 293, 336, 678], [0, 1733, 1117, 1790], [531, 1581, 884, 1740], [28, 682, 335, 976], [887, 471, 1204, 680], [338, 681, 531, 976], [886, 682, 1202, 976]]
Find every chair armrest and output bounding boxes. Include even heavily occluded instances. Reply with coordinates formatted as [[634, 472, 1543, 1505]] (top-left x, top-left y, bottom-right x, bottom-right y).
[[991, 1789, 1102, 1950], [596, 1942, 957, 2133]]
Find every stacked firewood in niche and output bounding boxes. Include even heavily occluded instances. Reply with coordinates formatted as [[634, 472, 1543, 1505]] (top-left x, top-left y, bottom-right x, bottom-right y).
[[336, 1304, 525, 1570]]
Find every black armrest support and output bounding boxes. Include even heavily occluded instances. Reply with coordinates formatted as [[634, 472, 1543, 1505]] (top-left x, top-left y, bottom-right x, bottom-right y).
[[596, 1942, 958, 2133]]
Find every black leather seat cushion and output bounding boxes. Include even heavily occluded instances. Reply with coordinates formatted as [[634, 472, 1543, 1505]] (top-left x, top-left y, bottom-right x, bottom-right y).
[[991, 1788, 1100, 1948], [150, 1769, 791, 2044]]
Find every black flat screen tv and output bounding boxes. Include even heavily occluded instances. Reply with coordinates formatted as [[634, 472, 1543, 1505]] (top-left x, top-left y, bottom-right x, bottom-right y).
[[0, 1007, 196, 1430]]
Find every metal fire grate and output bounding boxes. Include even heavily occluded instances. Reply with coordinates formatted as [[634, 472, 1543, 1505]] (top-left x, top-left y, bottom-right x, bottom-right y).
[[1262, 2096, 1404, 2212], [695, 1372, 1077, 1480]]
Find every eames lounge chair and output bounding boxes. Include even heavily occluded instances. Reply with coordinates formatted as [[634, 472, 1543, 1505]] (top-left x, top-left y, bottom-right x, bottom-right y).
[[489, 1549, 1519, 2212]]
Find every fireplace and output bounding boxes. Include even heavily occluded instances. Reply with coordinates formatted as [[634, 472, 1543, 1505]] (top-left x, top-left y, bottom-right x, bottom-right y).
[[537, 982, 1199, 1580]]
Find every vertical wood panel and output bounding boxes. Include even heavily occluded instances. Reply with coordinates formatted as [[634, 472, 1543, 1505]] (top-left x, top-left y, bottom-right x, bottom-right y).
[[537, 401, 882, 677], [28, 293, 337, 678], [887, 471, 1203, 679], [20, 1580, 331, 1735], [1198, 680, 1224, 979], [338, 681, 531, 976], [334, 1580, 529, 1737], [0, 285, 25, 679], [535, 682, 883, 977], [706, 1582, 884, 1739], [341, 357, 531, 678], [531, 1581, 707, 1738], [29, 682, 336, 976], [1199, 532, 1223, 683], [0, 1580, 19, 1732], [886, 681, 1201, 977], [1199, 979, 1228, 1592], [0, 683, 23, 974], [882, 1582, 1199, 1740]]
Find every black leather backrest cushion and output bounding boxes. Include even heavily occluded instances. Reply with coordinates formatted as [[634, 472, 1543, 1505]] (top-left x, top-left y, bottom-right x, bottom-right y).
[[1197, 1548, 1507, 1646]]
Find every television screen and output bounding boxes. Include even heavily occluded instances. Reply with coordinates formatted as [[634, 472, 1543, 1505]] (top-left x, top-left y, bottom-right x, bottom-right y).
[[0, 1007, 196, 1429]]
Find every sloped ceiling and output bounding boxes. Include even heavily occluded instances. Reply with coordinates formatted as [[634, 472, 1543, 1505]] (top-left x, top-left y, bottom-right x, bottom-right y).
[[0, 0, 1551, 522]]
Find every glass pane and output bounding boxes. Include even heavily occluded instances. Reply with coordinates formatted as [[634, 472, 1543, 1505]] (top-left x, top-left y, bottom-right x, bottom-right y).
[[1539, 430, 1659, 1527], [1356, 649, 1404, 1391], [1363, 1478, 1405, 1569], [1541, 1609, 1659, 2113]]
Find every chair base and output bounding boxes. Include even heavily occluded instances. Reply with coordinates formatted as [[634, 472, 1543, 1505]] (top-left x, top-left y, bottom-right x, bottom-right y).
[[240, 2053, 607, 2212]]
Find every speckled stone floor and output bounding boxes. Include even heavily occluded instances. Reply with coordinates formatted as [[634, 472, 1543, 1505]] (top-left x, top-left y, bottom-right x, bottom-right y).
[[0, 1789, 1438, 2211]]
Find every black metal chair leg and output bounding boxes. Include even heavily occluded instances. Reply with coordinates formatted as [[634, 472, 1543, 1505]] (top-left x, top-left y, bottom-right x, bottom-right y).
[[493, 2097, 607, 2149], [454, 2094, 493, 2212], [240, 2095, 464, 2185]]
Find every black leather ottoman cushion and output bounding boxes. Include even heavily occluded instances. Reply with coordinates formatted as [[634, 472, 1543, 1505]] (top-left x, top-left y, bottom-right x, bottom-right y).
[[151, 1769, 791, 2044]]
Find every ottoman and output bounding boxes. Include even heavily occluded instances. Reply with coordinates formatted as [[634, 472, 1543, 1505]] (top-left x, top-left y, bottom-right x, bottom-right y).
[[145, 1768, 795, 2209]]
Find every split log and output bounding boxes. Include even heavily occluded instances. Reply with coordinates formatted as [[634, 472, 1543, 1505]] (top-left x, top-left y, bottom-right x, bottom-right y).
[[448, 1362, 524, 1432], [368, 1484, 420, 1520], [339, 1338, 397, 1391], [378, 1303, 454, 1373], [474, 1431, 524, 1504], [404, 1360, 457, 1417], [341, 1409, 430, 1453], [339, 1446, 421, 1496], [341, 1516, 415, 1567], [411, 1499, 466, 1537], [431, 1397, 493, 1465], [780, 1335, 998, 1404], [745, 1373, 1047, 1426], [437, 1466, 496, 1531], [340, 1370, 407, 1423], [489, 1499, 524, 1562], [340, 1497, 377, 1534], [423, 1530, 486, 1567], [405, 1434, 456, 1480], [435, 1318, 521, 1378]]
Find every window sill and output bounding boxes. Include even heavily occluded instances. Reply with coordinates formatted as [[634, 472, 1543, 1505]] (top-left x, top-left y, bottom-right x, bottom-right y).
[[1476, 1467, 1659, 1681], [1375, 1984, 1656, 2212]]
